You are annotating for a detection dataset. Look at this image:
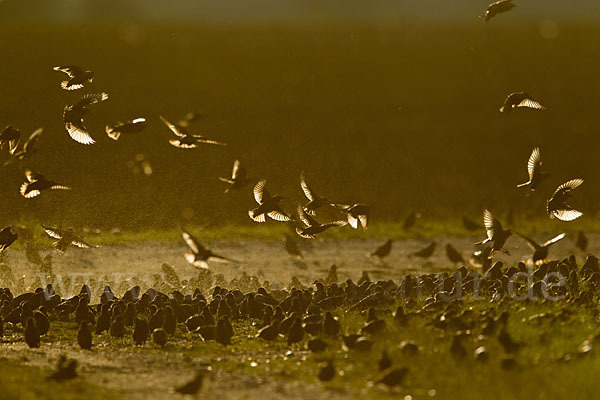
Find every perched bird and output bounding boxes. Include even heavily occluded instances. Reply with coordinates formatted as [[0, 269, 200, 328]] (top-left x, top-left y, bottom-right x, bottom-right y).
[[481, 0, 516, 22], [378, 350, 393, 371], [42, 225, 97, 253], [215, 317, 233, 345], [105, 118, 147, 141], [24, 317, 40, 348], [47, 356, 77, 381], [476, 209, 512, 255], [300, 171, 330, 215], [377, 367, 409, 387], [63, 92, 109, 145], [517, 147, 549, 191], [283, 233, 303, 258], [331, 203, 369, 231], [248, 180, 291, 223], [446, 244, 465, 264], [257, 321, 280, 341], [219, 160, 250, 193], [515, 232, 566, 264], [403, 211, 420, 230], [0, 227, 18, 253], [411, 241, 437, 259], [53, 65, 94, 90], [4, 128, 43, 166], [369, 239, 392, 260], [77, 322, 93, 350], [295, 205, 347, 239], [547, 179, 584, 221], [160, 116, 226, 148], [499, 92, 546, 113], [133, 318, 150, 346], [20, 170, 71, 199], [318, 360, 335, 382], [0, 125, 20, 155], [576, 231, 588, 253], [182, 230, 238, 269], [152, 328, 167, 347], [174, 372, 205, 395]]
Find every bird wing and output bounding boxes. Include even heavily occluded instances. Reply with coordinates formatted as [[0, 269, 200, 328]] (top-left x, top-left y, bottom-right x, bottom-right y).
[[248, 210, 266, 222], [160, 116, 186, 137], [268, 209, 291, 222], [483, 209, 495, 240], [64, 114, 95, 145], [53, 66, 83, 78], [25, 169, 39, 183], [182, 230, 205, 254], [42, 225, 63, 240], [297, 204, 317, 227], [231, 160, 241, 179], [359, 214, 368, 230], [551, 179, 584, 198], [542, 233, 566, 247], [23, 128, 43, 153], [169, 139, 196, 149], [253, 179, 269, 204], [517, 97, 546, 110], [347, 214, 359, 229], [300, 171, 315, 201], [514, 231, 540, 250], [527, 147, 541, 181], [194, 137, 227, 146], [72, 238, 96, 249], [74, 92, 108, 109], [323, 221, 348, 229], [553, 209, 583, 222]]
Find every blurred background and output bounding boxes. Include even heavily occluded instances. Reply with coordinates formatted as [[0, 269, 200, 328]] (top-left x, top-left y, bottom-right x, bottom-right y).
[[0, 0, 599, 231]]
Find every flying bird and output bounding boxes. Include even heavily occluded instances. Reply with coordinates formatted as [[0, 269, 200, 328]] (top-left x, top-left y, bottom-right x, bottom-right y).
[[517, 147, 549, 191], [219, 160, 250, 193], [20, 170, 71, 199], [248, 179, 291, 223], [42, 225, 97, 253], [411, 241, 437, 259], [160, 116, 226, 148], [476, 209, 512, 254], [481, 0, 516, 22], [547, 179, 584, 221], [63, 92, 109, 145], [105, 118, 147, 141], [300, 171, 330, 215], [182, 230, 239, 269], [514, 232, 565, 264], [369, 239, 392, 260], [499, 92, 546, 113], [4, 128, 43, 166], [0, 126, 20, 155], [331, 203, 369, 231], [53, 65, 94, 90], [0, 227, 18, 253], [295, 205, 347, 239]]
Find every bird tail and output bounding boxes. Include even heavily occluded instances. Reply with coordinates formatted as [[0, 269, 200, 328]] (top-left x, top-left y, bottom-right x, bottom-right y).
[[516, 182, 529, 188]]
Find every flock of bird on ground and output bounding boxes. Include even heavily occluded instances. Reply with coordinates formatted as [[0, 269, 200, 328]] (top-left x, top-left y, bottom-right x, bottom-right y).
[[0, 0, 596, 395]]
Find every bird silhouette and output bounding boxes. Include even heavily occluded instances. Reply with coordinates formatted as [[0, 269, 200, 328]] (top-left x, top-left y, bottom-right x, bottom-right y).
[[248, 180, 291, 223], [105, 118, 147, 141], [77, 322, 93, 350], [4, 128, 43, 166], [547, 179, 584, 221], [47, 356, 77, 381], [481, 0, 516, 22], [160, 115, 226, 148], [295, 205, 347, 239], [517, 147, 549, 191], [53, 65, 94, 90], [24, 317, 40, 348], [411, 241, 437, 259], [318, 360, 335, 382], [0, 227, 18, 253], [499, 92, 545, 113], [182, 230, 239, 269], [475, 209, 512, 255], [331, 203, 369, 231], [369, 239, 392, 260], [20, 170, 71, 199], [219, 160, 250, 193], [300, 171, 330, 215], [63, 92, 109, 145], [377, 367, 409, 387], [403, 211, 420, 230], [42, 225, 97, 253], [174, 372, 205, 395], [0, 125, 20, 155], [446, 244, 465, 264], [515, 232, 565, 264]]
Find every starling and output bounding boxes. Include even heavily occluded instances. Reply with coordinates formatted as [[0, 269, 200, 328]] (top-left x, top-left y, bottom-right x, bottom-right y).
[[322, 312, 340, 337], [411, 241, 437, 259], [48, 356, 77, 381], [63, 92, 108, 145], [4, 128, 43, 166], [105, 118, 147, 141], [331, 203, 369, 231], [215, 317, 232, 345], [20, 170, 71, 199], [283, 233, 303, 258], [110, 315, 125, 338], [445, 244, 465, 264], [24, 317, 40, 348], [77, 322, 93, 350], [514, 232, 565, 264], [481, 0, 516, 22], [499, 91, 545, 113], [42, 225, 96, 253], [133, 318, 149, 346], [0, 227, 18, 253], [307, 338, 328, 353], [248, 180, 291, 223], [152, 328, 167, 347], [33, 310, 50, 335], [53, 65, 94, 90], [378, 350, 393, 371], [403, 211, 420, 230], [476, 209, 512, 255], [369, 239, 392, 259], [377, 367, 409, 387], [96, 307, 111, 335], [295, 205, 347, 239], [174, 372, 205, 395], [318, 360, 335, 382], [576, 231, 588, 252], [287, 317, 304, 345], [160, 115, 226, 148], [219, 159, 250, 193], [0, 125, 20, 155], [547, 179, 584, 221], [300, 171, 330, 215], [182, 230, 239, 269], [517, 147, 550, 191], [257, 320, 280, 341]]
